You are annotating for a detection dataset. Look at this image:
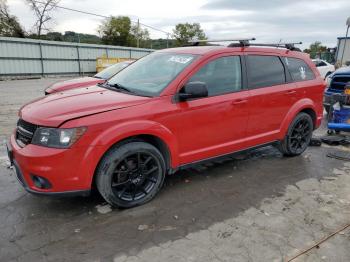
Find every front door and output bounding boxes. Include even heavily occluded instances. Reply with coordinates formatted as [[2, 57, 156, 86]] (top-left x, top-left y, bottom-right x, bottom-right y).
[[175, 55, 250, 164]]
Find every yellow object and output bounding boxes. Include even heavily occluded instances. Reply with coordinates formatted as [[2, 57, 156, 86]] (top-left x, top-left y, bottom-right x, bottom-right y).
[[345, 88, 350, 95], [96, 57, 133, 73]]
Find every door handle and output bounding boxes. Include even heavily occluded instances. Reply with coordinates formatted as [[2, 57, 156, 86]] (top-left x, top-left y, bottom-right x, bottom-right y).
[[231, 99, 248, 105], [286, 90, 296, 95]]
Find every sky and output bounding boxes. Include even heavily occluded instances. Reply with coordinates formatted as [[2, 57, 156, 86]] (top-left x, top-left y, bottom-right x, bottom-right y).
[[7, 0, 350, 49]]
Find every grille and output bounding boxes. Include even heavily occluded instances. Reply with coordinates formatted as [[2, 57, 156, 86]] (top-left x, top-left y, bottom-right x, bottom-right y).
[[330, 76, 350, 91], [16, 119, 37, 147]]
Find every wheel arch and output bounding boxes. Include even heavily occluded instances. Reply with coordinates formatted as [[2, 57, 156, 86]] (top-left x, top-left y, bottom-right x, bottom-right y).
[[87, 120, 179, 188], [278, 99, 318, 140], [300, 108, 317, 128]]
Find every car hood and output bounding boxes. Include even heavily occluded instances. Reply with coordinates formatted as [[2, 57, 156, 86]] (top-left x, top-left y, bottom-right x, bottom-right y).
[[20, 86, 151, 127], [46, 77, 104, 93], [332, 66, 350, 76]]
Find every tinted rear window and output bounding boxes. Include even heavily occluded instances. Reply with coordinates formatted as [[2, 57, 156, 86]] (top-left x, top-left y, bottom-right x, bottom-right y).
[[285, 57, 315, 82], [247, 55, 286, 89]]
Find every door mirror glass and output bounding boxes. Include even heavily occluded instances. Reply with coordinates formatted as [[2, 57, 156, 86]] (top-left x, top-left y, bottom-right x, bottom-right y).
[[178, 81, 208, 101]]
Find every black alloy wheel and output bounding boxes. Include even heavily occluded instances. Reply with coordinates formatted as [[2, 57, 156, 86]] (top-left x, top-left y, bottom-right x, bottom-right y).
[[96, 142, 166, 208], [279, 112, 313, 156], [288, 118, 313, 155], [111, 152, 161, 202]]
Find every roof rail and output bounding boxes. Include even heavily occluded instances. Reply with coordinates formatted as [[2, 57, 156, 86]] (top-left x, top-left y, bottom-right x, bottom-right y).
[[247, 42, 303, 51], [184, 39, 302, 51], [187, 38, 256, 47]]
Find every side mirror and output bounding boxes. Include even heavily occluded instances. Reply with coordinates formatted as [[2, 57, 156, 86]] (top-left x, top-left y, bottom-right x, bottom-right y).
[[177, 81, 208, 101]]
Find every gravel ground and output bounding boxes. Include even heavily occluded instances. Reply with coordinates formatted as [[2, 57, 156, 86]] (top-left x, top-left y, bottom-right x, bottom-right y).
[[0, 78, 349, 262]]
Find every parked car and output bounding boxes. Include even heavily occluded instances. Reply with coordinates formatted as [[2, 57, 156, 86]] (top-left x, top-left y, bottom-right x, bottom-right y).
[[44, 60, 133, 95], [312, 59, 335, 79], [7, 43, 324, 208], [323, 66, 350, 113]]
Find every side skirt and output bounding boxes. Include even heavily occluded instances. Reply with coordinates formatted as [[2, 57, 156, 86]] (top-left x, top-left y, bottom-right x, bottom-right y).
[[169, 141, 280, 174]]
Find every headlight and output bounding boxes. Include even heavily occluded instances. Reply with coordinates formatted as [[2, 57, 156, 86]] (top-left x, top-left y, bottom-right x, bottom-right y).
[[325, 75, 333, 88], [32, 127, 87, 148]]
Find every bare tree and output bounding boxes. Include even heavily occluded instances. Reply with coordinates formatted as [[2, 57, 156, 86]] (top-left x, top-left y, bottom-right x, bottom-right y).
[[0, 0, 26, 37], [25, 0, 60, 37]]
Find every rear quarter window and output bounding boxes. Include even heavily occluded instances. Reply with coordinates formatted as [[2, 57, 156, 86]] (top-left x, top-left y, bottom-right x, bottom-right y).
[[285, 57, 315, 82]]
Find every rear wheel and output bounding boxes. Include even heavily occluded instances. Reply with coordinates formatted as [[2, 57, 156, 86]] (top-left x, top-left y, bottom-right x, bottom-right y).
[[96, 142, 166, 208], [279, 113, 313, 156]]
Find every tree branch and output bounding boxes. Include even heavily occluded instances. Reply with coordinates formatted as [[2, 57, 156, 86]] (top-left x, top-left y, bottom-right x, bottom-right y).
[[25, 0, 60, 37]]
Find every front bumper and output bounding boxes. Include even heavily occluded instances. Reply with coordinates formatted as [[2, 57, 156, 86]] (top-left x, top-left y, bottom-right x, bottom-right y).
[[324, 88, 346, 108], [7, 135, 92, 197]]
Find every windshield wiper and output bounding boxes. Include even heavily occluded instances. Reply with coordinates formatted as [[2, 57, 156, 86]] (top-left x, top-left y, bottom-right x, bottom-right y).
[[97, 82, 106, 87], [99, 82, 152, 97], [106, 82, 136, 94]]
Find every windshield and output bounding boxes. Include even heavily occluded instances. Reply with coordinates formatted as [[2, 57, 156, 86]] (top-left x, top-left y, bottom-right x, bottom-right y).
[[107, 52, 197, 96], [94, 61, 131, 79]]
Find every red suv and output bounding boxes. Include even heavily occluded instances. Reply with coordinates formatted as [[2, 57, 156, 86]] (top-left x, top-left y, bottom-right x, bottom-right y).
[[7, 41, 324, 208]]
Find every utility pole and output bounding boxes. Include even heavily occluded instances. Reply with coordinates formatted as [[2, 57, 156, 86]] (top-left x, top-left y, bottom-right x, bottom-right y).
[[137, 19, 140, 48], [340, 17, 350, 66]]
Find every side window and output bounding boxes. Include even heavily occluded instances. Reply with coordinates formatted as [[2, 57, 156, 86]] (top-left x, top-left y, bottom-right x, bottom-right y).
[[187, 56, 242, 96], [314, 61, 321, 67], [285, 57, 315, 81], [247, 55, 286, 89], [314, 60, 326, 67], [318, 61, 327, 67]]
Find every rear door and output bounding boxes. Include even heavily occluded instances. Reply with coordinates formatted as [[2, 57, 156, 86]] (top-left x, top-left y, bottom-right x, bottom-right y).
[[244, 54, 299, 147]]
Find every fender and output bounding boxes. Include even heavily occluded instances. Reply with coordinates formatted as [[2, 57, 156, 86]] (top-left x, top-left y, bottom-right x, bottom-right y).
[[89, 120, 180, 168], [278, 98, 317, 140]]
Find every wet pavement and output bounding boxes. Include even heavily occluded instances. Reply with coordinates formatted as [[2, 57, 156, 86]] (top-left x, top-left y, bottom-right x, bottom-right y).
[[0, 78, 350, 262]]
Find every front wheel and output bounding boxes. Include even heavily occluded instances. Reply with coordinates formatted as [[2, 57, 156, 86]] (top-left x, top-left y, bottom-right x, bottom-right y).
[[279, 113, 314, 156], [96, 142, 166, 208]]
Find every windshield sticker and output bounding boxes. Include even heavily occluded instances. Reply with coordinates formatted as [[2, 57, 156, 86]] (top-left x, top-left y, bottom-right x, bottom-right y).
[[299, 66, 306, 80], [168, 56, 193, 64]]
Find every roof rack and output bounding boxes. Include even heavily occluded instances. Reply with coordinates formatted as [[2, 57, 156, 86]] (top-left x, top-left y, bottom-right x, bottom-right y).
[[185, 38, 302, 51], [247, 42, 303, 51], [187, 38, 256, 46]]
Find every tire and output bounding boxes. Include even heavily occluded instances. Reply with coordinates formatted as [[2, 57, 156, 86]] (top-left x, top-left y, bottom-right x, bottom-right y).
[[279, 113, 314, 156], [324, 72, 332, 79], [96, 142, 166, 208], [327, 129, 334, 135], [324, 105, 330, 114]]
